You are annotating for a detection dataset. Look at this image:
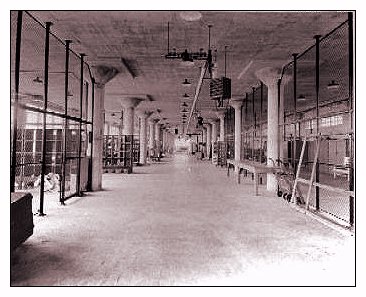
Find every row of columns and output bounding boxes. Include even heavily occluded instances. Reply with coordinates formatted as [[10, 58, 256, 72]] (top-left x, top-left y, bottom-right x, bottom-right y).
[[197, 109, 227, 161], [90, 71, 173, 190], [91, 66, 286, 193], [196, 67, 287, 192], [228, 67, 288, 191]]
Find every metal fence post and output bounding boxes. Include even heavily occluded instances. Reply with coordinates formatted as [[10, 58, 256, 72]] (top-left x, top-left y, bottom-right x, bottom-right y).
[[348, 12, 354, 227], [277, 78, 282, 166], [38, 21, 52, 216], [260, 82, 263, 163], [76, 53, 85, 196], [61, 40, 71, 205], [252, 87, 255, 160], [11, 11, 23, 193], [314, 34, 321, 211], [292, 53, 298, 173], [88, 77, 95, 191]]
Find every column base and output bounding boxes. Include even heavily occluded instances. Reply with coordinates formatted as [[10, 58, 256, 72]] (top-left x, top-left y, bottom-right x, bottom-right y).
[[266, 173, 277, 192]]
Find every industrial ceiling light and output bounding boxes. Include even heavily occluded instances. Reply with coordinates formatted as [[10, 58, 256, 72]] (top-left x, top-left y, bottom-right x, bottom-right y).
[[182, 102, 188, 107], [297, 94, 307, 101], [181, 49, 193, 62], [327, 80, 340, 90], [183, 93, 190, 98], [180, 49, 195, 67], [182, 78, 191, 86], [182, 108, 188, 113], [33, 76, 43, 83], [179, 11, 202, 22]]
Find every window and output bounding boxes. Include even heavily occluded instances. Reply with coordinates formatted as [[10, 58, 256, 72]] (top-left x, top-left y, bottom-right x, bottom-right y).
[[321, 115, 343, 127]]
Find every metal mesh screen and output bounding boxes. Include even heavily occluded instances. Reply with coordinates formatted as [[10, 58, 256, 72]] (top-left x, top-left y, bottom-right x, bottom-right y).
[[241, 84, 267, 163], [282, 63, 296, 169], [11, 12, 17, 101], [18, 13, 45, 109], [48, 32, 66, 113], [225, 106, 234, 159], [14, 109, 44, 213], [11, 11, 95, 212], [278, 19, 353, 226], [64, 120, 80, 197], [68, 51, 81, 118]]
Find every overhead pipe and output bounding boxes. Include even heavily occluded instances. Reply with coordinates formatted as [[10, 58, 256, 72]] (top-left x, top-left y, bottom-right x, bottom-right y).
[[185, 60, 208, 135]]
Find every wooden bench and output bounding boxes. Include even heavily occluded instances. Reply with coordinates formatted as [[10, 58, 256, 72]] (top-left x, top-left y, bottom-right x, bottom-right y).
[[11, 192, 34, 250], [227, 159, 279, 195]]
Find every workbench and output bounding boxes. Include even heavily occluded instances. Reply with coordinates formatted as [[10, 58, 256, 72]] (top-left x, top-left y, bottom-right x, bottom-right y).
[[227, 159, 278, 195]]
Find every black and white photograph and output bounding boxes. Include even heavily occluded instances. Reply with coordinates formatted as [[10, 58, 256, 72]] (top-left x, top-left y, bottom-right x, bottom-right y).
[[5, 2, 362, 289]]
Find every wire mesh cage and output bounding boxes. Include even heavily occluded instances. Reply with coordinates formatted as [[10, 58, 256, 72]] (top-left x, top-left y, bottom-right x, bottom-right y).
[[68, 51, 81, 118], [224, 106, 234, 159], [11, 11, 96, 212], [278, 17, 354, 226], [18, 13, 46, 110], [240, 84, 268, 163], [48, 32, 66, 114]]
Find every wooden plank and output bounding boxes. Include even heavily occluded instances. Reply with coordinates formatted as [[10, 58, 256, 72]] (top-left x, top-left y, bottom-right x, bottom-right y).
[[305, 137, 321, 210], [291, 136, 307, 202]]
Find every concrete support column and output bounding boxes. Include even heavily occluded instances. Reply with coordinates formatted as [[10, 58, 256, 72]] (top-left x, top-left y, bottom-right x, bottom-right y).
[[137, 110, 152, 165], [162, 129, 167, 153], [148, 119, 155, 151], [230, 100, 243, 163], [209, 119, 218, 164], [256, 67, 282, 192], [216, 109, 226, 142], [155, 121, 161, 157], [202, 128, 207, 157], [90, 65, 119, 190], [210, 119, 218, 144], [121, 98, 143, 135], [91, 83, 105, 191], [204, 123, 212, 158]]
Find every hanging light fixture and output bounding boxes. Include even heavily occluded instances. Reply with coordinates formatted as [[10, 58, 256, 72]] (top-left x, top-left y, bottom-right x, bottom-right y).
[[181, 108, 188, 113], [182, 102, 188, 107], [182, 78, 191, 86], [327, 80, 340, 90], [33, 76, 43, 83], [183, 93, 190, 98], [297, 94, 306, 101]]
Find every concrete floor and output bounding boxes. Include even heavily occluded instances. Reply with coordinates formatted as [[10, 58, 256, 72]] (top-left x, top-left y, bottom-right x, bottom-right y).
[[11, 153, 355, 286]]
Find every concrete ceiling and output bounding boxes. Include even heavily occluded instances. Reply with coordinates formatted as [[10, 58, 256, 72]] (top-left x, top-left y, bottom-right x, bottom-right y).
[[27, 11, 348, 130]]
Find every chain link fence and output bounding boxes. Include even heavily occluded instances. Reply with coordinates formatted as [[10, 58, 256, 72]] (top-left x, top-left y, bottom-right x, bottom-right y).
[[11, 11, 95, 214], [279, 16, 354, 227]]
